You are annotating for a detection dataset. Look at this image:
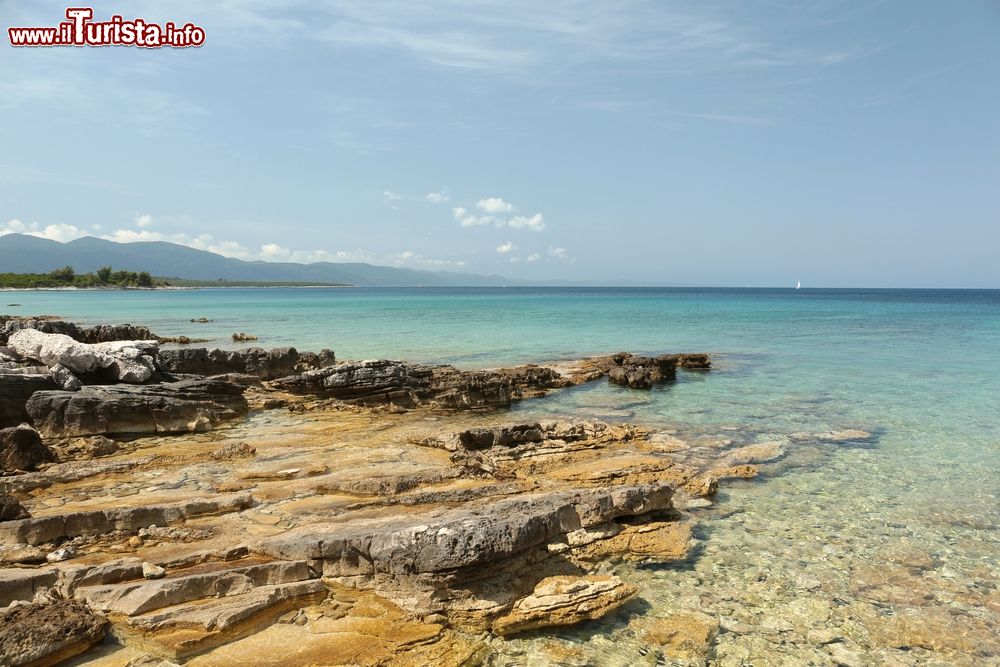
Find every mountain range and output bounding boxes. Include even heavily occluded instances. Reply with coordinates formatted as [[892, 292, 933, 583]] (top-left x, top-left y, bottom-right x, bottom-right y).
[[0, 234, 508, 287]]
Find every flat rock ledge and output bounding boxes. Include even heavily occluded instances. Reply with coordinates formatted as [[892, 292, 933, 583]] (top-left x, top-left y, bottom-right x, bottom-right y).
[[0, 410, 729, 665], [25, 377, 250, 438]]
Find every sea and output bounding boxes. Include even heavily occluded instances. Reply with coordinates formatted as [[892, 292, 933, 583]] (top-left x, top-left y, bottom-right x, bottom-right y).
[[5, 286, 999, 665]]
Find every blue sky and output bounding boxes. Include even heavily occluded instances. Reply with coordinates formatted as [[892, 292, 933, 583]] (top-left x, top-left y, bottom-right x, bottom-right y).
[[1, 1, 998, 286]]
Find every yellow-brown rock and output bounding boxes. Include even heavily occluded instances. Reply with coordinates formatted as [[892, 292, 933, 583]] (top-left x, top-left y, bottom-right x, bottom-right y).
[[491, 575, 637, 636], [636, 610, 720, 661]]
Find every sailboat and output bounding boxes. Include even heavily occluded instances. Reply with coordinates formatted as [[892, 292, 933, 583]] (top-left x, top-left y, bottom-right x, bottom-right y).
[[795, 280, 801, 290]]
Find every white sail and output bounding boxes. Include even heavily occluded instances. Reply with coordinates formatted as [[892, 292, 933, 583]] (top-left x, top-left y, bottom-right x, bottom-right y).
[[796, 280, 801, 289]]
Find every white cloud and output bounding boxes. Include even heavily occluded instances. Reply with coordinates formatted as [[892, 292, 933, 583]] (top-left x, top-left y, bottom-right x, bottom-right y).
[[507, 214, 545, 231], [509, 257, 520, 263], [261, 243, 290, 258], [134, 214, 154, 229], [549, 246, 568, 259], [453, 198, 545, 231], [105, 229, 163, 244], [453, 206, 495, 227], [426, 187, 450, 204], [383, 190, 401, 208], [496, 241, 515, 254], [0, 219, 87, 243], [477, 197, 513, 214], [526, 253, 541, 263]]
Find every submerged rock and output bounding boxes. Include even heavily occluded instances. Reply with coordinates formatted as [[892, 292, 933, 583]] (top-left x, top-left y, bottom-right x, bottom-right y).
[[0, 600, 107, 667], [0, 425, 55, 472], [636, 610, 720, 661]]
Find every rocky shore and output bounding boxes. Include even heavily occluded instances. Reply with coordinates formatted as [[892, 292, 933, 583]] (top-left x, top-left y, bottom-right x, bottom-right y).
[[0, 316, 887, 666]]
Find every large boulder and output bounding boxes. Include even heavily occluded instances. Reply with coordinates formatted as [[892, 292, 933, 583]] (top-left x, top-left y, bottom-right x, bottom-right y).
[[25, 376, 250, 437], [8, 329, 158, 384], [0, 425, 55, 472], [0, 600, 107, 666]]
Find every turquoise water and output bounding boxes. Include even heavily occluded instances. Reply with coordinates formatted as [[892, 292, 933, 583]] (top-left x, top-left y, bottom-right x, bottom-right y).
[[5, 287, 1000, 663]]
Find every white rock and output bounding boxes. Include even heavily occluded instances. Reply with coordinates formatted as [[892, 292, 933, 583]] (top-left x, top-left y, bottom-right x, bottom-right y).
[[8, 329, 158, 383], [142, 562, 166, 580], [50, 363, 82, 391], [10, 329, 103, 374], [46, 546, 77, 563]]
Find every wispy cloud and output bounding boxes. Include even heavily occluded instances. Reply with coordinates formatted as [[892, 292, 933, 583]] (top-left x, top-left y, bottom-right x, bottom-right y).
[[496, 241, 515, 254], [426, 187, 450, 203], [382, 190, 402, 208]]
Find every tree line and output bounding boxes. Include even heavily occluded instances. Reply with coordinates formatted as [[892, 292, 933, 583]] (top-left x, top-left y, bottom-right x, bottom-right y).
[[0, 265, 160, 288]]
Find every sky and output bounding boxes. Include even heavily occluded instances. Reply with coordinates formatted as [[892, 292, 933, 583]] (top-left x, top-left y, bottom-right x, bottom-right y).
[[1, 1, 999, 287]]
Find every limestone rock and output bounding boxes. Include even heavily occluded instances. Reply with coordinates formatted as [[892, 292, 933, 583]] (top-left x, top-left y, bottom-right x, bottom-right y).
[[25, 376, 249, 437], [0, 492, 253, 546], [158, 347, 331, 380], [492, 575, 637, 635], [0, 600, 108, 666], [46, 545, 77, 562], [0, 372, 56, 428], [273, 359, 564, 409], [252, 484, 674, 575], [0, 494, 29, 523], [0, 317, 156, 346], [0, 567, 59, 605], [607, 353, 678, 389], [49, 362, 82, 391], [0, 425, 55, 472], [142, 561, 166, 579], [211, 441, 257, 461], [8, 328, 159, 383]]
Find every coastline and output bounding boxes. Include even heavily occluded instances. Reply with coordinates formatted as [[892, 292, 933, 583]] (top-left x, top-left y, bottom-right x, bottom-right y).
[[1, 308, 998, 666], [0, 316, 769, 665], [2, 285, 356, 292]]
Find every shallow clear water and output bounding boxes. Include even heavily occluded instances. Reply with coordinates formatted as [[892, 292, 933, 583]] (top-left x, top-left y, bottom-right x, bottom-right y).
[[5, 287, 1000, 663]]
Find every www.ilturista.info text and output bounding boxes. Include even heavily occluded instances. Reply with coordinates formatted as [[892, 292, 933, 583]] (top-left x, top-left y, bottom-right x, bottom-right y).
[[8, 8, 205, 48]]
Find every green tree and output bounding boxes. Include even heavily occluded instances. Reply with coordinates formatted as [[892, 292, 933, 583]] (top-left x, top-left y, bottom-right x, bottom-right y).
[[96, 266, 113, 283], [136, 271, 153, 287], [50, 266, 75, 282]]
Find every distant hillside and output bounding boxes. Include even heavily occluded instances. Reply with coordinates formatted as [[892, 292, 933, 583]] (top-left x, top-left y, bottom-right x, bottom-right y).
[[0, 235, 507, 287]]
